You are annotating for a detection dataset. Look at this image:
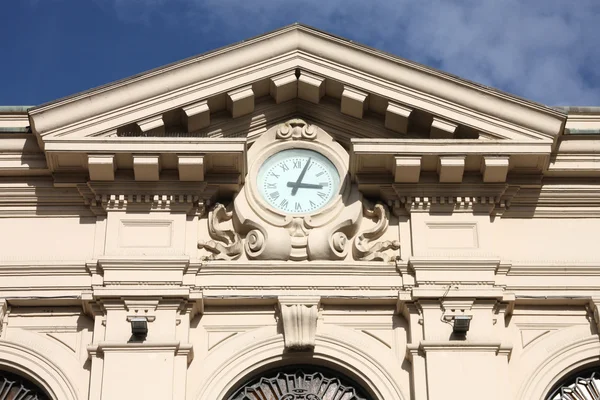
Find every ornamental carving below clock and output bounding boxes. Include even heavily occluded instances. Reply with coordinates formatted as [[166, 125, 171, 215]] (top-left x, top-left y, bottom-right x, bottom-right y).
[[198, 119, 400, 262]]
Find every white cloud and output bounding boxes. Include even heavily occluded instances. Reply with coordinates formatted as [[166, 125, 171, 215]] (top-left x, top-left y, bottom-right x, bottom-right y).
[[106, 0, 600, 105]]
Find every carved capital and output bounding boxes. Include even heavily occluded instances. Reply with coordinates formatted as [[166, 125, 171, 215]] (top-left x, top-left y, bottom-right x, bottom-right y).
[[278, 296, 320, 350]]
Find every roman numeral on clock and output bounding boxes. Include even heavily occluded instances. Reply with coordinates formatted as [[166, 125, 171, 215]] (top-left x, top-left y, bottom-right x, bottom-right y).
[[270, 172, 280, 178], [316, 171, 324, 177], [280, 199, 289, 208], [280, 163, 289, 172], [295, 202, 302, 211], [317, 192, 327, 200], [293, 160, 301, 169], [270, 191, 279, 200], [267, 183, 276, 189], [309, 200, 316, 208]]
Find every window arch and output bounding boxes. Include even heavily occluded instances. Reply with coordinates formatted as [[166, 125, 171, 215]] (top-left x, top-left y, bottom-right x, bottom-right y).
[[546, 364, 600, 400], [226, 364, 373, 400], [0, 369, 50, 400]]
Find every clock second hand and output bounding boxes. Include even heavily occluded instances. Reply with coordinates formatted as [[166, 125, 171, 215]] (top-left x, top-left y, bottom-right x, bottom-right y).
[[290, 157, 312, 196]]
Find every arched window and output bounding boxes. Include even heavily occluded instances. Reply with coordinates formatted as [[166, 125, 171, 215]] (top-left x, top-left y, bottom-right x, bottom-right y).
[[546, 365, 600, 400], [0, 370, 50, 400], [226, 365, 372, 400]]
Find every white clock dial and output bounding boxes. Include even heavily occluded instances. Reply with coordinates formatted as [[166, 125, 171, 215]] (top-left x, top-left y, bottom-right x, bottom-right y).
[[257, 149, 341, 215]]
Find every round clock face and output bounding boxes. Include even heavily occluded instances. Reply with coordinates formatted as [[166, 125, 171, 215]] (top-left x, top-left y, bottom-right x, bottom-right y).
[[257, 148, 341, 215]]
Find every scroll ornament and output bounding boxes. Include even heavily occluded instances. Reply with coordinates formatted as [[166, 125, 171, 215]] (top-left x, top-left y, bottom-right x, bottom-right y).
[[276, 118, 317, 140], [198, 203, 242, 260], [353, 202, 400, 262]]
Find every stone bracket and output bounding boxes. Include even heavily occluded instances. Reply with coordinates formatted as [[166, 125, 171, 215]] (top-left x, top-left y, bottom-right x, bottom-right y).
[[278, 296, 320, 350], [589, 297, 600, 334]]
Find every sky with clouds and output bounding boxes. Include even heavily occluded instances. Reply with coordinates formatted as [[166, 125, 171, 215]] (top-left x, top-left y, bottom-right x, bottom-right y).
[[2, 0, 599, 106]]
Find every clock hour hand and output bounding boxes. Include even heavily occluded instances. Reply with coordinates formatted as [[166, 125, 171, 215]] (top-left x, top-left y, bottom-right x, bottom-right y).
[[286, 182, 323, 189], [290, 157, 312, 196]]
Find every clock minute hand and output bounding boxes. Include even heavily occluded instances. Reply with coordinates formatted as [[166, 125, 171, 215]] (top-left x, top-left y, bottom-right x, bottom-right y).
[[290, 157, 312, 196], [286, 182, 323, 189]]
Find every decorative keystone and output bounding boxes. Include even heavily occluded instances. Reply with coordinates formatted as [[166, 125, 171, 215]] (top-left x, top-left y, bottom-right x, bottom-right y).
[[278, 296, 320, 350]]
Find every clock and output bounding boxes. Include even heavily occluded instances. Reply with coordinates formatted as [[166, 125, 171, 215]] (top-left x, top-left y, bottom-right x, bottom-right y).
[[256, 148, 341, 215]]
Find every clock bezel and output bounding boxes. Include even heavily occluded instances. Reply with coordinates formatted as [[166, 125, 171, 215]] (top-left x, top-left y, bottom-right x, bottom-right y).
[[245, 135, 349, 226], [256, 148, 341, 215]]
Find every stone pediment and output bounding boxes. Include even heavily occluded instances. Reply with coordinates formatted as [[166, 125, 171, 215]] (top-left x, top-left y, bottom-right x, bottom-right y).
[[27, 24, 565, 197]]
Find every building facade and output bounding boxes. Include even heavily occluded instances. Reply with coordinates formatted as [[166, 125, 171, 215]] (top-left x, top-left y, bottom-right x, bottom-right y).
[[1, 25, 600, 400]]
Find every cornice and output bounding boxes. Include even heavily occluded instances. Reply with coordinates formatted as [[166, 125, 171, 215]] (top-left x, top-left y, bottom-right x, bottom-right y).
[[198, 260, 398, 275], [30, 25, 564, 143]]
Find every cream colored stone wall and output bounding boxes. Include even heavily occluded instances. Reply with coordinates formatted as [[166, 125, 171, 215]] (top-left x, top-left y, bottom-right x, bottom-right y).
[[0, 209, 598, 399]]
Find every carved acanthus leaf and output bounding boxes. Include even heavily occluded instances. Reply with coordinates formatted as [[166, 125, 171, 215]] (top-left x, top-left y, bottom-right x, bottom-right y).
[[198, 203, 242, 260], [354, 203, 400, 262]]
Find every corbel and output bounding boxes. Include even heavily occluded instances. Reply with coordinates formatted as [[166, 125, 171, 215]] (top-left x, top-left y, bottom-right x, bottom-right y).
[[182, 100, 210, 132], [341, 86, 368, 119], [137, 114, 165, 135], [270, 71, 298, 104], [0, 299, 8, 337], [297, 71, 325, 104], [133, 154, 161, 181], [124, 298, 159, 323], [385, 102, 412, 134], [481, 156, 510, 183], [430, 117, 457, 138], [437, 156, 465, 183], [589, 297, 600, 334], [394, 156, 421, 183], [441, 298, 474, 323], [227, 85, 255, 118], [178, 155, 204, 181], [278, 296, 320, 350], [88, 154, 116, 181]]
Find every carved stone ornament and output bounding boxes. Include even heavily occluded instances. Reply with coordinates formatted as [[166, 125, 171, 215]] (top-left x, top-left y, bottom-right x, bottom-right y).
[[227, 369, 368, 400], [0, 370, 50, 400], [198, 203, 242, 260], [278, 296, 320, 350], [195, 120, 400, 262], [353, 202, 400, 262], [276, 118, 317, 140]]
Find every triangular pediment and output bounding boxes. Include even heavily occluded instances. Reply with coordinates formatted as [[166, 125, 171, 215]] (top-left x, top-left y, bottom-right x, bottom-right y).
[[28, 24, 566, 191]]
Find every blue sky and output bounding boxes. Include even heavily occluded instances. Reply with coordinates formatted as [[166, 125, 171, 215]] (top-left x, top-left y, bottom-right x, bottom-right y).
[[2, 0, 600, 106]]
